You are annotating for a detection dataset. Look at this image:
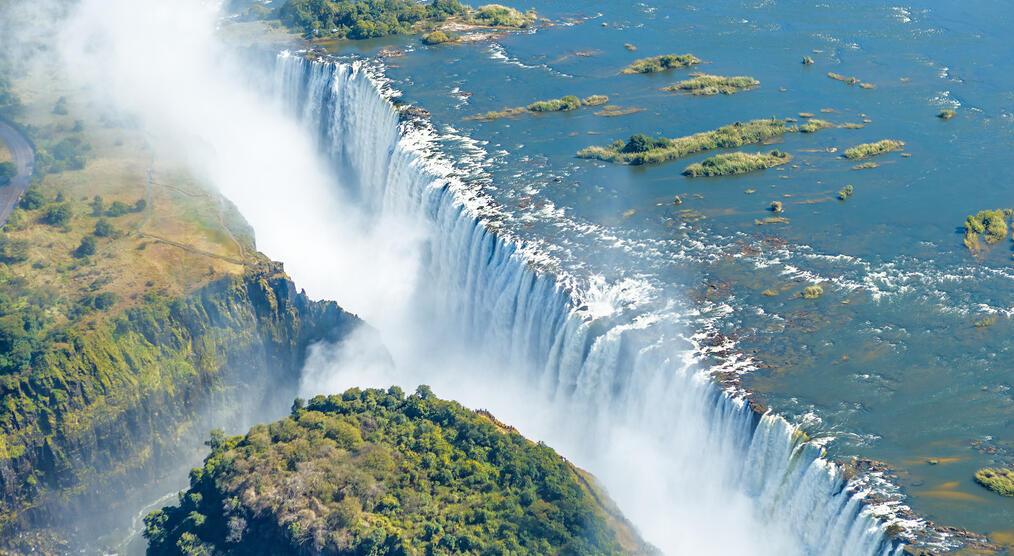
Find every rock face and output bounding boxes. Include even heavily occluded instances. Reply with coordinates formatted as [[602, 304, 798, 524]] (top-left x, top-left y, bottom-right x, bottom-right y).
[[0, 263, 362, 550], [144, 387, 656, 556]]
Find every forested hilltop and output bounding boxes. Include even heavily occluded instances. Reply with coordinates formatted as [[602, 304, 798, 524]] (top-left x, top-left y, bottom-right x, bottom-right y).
[[276, 0, 537, 40], [145, 387, 654, 555]]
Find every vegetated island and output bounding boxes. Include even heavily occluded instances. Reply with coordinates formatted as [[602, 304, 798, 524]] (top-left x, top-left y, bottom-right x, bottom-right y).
[[662, 73, 759, 96], [938, 109, 956, 120], [577, 118, 825, 166], [464, 94, 612, 121], [144, 387, 655, 555], [278, 0, 537, 41], [963, 209, 1011, 252], [594, 105, 645, 118], [682, 150, 791, 177], [621, 54, 702, 74], [465, 94, 610, 121], [799, 118, 834, 133], [974, 467, 1014, 497], [842, 139, 905, 160]]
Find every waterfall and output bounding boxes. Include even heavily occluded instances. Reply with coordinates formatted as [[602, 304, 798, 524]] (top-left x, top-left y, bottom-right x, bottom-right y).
[[272, 52, 903, 556]]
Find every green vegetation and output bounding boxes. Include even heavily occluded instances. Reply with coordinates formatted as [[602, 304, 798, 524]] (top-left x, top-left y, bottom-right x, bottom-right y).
[[800, 119, 833, 133], [802, 56, 814, 65], [52, 96, 69, 116], [754, 216, 789, 226], [770, 201, 783, 213], [472, 3, 535, 27], [620, 54, 702, 74], [682, 150, 791, 177], [974, 468, 1014, 497], [144, 387, 650, 555], [852, 162, 878, 170], [582, 95, 610, 106], [841, 122, 866, 129], [279, 0, 535, 40], [662, 73, 759, 96], [577, 118, 807, 166], [594, 106, 645, 117], [802, 285, 824, 299], [842, 139, 905, 160], [964, 209, 1011, 252], [624, 43, 637, 51], [838, 185, 854, 200], [421, 30, 460, 44], [0, 161, 16, 185], [467, 94, 592, 121], [527, 95, 580, 112], [938, 109, 956, 120]]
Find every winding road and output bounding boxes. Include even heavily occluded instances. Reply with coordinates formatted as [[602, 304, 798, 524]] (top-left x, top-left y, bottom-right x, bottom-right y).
[[0, 120, 34, 225]]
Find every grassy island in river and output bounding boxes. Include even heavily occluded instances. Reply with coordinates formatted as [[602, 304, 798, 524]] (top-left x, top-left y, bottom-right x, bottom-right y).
[[842, 139, 905, 159], [682, 150, 791, 177], [144, 387, 654, 555], [663, 73, 759, 96], [577, 118, 816, 166], [621, 54, 702, 74]]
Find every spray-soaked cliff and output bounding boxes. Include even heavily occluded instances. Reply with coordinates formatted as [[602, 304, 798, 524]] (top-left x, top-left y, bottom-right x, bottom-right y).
[[0, 262, 362, 551]]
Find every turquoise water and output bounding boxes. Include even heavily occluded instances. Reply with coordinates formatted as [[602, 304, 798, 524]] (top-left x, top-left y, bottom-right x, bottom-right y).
[[324, 0, 1014, 544]]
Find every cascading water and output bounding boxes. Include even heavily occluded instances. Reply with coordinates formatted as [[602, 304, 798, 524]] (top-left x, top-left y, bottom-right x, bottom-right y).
[[272, 52, 904, 556]]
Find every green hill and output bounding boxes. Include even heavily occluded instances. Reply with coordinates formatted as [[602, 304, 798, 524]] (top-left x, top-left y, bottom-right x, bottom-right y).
[[145, 387, 655, 555]]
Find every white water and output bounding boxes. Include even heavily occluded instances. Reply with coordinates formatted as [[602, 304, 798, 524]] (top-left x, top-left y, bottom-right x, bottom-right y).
[[272, 54, 902, 556]]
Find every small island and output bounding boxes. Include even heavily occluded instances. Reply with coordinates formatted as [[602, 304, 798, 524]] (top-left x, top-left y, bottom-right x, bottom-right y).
[[682, 150, 791, 177], [466, 94, 592, 121], [662, 73, 760, 96], [144, 387, 653, 555], [621, 54, 702, 74], [963, 209, 1011, 252], [577, 118, 818, 166], [799, 119, 834, 133], [938, 109, 956, 120], [975, 468, 1014, 497], [842, 139, 905, 160], [279, 0, 537, 41]]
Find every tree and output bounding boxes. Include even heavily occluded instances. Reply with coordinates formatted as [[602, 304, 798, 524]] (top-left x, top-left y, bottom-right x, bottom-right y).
[[105, 200, 131, 217], [19, 188, 45, 210], [0, 162, 16, 185], [43, 203, 73, 227], [621, 134, 653, 153], [74, 236, 96, 258], [93, 292, 118, 310], [94, 219, 116, 237]]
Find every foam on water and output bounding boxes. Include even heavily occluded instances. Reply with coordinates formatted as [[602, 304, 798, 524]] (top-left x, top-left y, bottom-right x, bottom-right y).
[[273, 52, 907, 556]]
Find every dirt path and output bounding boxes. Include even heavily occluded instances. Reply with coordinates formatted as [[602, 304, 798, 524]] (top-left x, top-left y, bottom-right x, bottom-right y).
[[0, 120, 35, 225]]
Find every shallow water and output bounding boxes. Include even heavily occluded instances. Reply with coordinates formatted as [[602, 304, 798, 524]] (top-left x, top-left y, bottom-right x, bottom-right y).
[[319, 0, 1014, 542]]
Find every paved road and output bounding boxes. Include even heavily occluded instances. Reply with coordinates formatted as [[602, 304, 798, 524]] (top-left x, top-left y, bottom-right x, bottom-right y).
[[0, 120, 35, 225]]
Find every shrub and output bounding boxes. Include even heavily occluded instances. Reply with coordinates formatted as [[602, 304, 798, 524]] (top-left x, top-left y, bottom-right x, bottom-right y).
[[769, 201, 783, 212], [937, 109, 956, 120], [92, 292, 118, 310], [472, 4, 534, 28], [802, 285, 823, 299], [838, 185, 854, 200], [802, 56, 814, 65], [74, 236, 96, 258], [105, 201, 132, 217], [964, 209, 1009, 251], [621, 54, 702, 74], [799, 119, 834, 133], [43, 203, 73, 227], [974, 468, 1014, 496], [421, 30, 459, 44], [19, 187, 46, 210], [527, 95, 580, 112], [663, 73, 759, 96], [842, 140, 905, 160], [682, 150, 791, 177], [94, 219, 116, 238], [0, 236, 29, 263], [0, 161, 16, 185]]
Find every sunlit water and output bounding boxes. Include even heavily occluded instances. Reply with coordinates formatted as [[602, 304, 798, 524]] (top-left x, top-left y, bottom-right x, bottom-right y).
[[309, 0, 1014, 545]]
